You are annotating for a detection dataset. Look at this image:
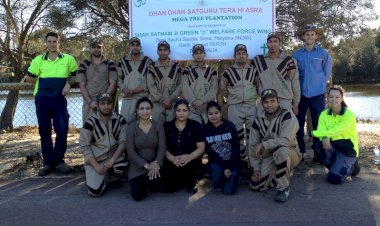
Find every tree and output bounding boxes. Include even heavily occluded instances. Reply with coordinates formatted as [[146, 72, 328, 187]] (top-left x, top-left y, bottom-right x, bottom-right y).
[[0, 0, 57, 130], [332, 29, 380, 83], [276, 0, 378, 46], [68, 0, 129, 38]]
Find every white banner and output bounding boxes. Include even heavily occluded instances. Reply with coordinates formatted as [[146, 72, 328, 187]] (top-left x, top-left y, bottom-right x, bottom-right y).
[[129, 0, 275, 61]]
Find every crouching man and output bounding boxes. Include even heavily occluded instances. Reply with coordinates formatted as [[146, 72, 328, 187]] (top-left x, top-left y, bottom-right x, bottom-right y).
[[248, 89, 302, 202], [80, 93, 128, 197]]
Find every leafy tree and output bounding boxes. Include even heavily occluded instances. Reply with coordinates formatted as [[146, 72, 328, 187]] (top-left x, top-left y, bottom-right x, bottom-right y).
[[332, 29, 380, 83], [277, 0, 378, 43], [0, 0, 57, 130]]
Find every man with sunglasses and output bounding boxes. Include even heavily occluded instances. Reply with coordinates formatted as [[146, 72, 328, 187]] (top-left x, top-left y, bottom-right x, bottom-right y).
[[147, 41, 182, 122], [251, 32, 300, 115], [292, 25, 332, 160], [77, 38, 117, 123]]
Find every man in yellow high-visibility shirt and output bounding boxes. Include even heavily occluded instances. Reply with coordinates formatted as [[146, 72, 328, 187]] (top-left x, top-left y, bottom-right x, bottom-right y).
[[26, 32, 78, 176]]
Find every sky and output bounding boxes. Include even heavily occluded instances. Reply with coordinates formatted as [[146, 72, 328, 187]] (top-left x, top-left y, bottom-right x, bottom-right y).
[[366, 1, 380, 29]]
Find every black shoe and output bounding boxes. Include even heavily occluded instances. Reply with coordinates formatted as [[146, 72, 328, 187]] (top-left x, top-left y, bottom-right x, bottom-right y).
[[38, 165, 54, 176], [313, 157, 323, 165], [55, 163, 73, 174], [274, 187, 290, 203], [351, 160, 361, 177], [239, 177, 251, 186]]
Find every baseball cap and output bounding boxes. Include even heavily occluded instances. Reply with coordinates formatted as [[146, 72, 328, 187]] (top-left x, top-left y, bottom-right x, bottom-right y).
[[129, 37, 141, 45], [97, 93, 112, 102], [192, 44, 205, 53], [261, 89, 278, 101], [89, 38, 103, 47], [267, 32, 282, 41], [157, 40, 170, 50], [234, 44, 247, 53]]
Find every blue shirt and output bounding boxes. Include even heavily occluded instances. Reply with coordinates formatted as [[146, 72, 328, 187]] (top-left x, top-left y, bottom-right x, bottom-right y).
[[292, 44, 332, 98]]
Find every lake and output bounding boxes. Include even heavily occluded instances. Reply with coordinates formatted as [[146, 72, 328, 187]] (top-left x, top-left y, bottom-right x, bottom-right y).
[[0, 84, 379, 128], [340, 84, 380, 121]]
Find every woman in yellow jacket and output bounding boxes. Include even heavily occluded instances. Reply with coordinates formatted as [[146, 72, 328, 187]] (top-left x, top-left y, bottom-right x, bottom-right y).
[[309, 85, 360, 184]]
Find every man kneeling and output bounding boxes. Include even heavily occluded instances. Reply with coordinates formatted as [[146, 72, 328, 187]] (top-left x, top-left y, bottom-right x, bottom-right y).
[[248, 89, 302, 202], [80, 93, 128, 197]]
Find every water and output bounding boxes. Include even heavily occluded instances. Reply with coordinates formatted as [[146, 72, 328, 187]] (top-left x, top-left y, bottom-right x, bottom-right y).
[[0, 84, 379, 128], [339, 84, 380, 121], [373, 146, 380, 165]]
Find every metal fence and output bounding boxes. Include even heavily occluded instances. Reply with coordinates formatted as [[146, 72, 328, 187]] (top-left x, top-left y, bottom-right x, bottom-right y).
[[0, 83, 84, 171]]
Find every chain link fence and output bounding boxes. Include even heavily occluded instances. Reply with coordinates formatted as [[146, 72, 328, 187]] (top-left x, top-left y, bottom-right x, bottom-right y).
[[0, 83, 85, 175]]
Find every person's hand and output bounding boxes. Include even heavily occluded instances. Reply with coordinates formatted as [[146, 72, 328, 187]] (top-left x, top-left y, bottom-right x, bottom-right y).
[[224, 169, 232, 178], [103, 159, 114, 170], [90, 101, 98, 109], [149, 161, 160, 170], [192, 100, 203, 112], [95, 163, 107, 175], [131, 87, 143, 95], [251, 170, 261, 182], [292, 105, 299, 116], [170, 155, 182, 167], [162, 98, 173, 109], [123, 88, 133, 97], [147, 168, 160, 180], [252, 143, 263, 158], [322, 137, 331, 150], [62, 83, 71, 96], [178, 154, 192, 166]]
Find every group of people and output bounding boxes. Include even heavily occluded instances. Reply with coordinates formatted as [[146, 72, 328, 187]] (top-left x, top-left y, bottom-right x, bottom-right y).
[[25, 24, 360, 203]]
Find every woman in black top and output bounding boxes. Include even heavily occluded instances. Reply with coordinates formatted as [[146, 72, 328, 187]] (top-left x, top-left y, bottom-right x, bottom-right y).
[[162, 99, 205, 193], [204, 101, 240, 195]]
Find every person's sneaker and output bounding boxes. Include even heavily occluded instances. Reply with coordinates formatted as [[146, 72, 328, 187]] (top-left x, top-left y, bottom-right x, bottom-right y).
[[55, 163, 73, 174], [351, 160, 361, 177], [38, 165, 54, 176], [274, 187, 290, 202]]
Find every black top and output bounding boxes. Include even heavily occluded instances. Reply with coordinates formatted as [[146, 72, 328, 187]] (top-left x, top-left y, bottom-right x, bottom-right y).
[[204, 119, 240, 170], [164, 119, 204, 156]]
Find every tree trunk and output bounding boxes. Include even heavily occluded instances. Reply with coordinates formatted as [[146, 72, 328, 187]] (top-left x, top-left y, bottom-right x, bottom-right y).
[[0, 89, 20, 131]]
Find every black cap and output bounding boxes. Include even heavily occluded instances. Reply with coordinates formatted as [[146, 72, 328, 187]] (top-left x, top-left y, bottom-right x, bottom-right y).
[[192, 44, 205, 53], [97, 93, 112, 102], [261, 89, 278, 101], [89, 38, 103, 47], [129, 37, 141, 45], [234, 44, 247, 53], [267, 32, 282, 41], [157, 40, 170, 50]]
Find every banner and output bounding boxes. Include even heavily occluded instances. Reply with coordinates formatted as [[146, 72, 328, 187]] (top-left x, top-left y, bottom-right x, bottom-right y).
[[129, 0, 275, 61]]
